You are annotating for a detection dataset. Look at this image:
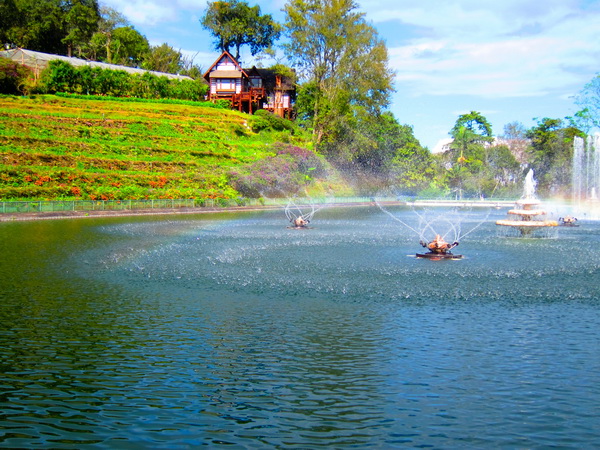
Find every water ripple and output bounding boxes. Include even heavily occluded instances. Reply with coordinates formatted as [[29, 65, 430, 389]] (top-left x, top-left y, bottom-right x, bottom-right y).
[[1, 208, 600, 447]]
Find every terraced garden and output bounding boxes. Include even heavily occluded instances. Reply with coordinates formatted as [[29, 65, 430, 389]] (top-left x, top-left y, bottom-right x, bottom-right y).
[[0, 95, 314, 200]]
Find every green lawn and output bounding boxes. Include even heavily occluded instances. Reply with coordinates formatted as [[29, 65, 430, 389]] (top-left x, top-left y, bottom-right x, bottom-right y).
[[0, 94, 307, 200]]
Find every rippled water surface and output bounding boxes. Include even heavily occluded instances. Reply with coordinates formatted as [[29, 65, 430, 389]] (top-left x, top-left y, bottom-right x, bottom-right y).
[[1, 206, 599, 448]]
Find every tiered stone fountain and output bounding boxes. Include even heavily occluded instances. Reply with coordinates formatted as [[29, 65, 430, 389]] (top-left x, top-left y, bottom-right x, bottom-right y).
[[496, 169, 558, 236]]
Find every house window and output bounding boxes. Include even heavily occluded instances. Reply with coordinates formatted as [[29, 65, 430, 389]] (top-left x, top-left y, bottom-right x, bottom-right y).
[[216, 79, 236, 90]]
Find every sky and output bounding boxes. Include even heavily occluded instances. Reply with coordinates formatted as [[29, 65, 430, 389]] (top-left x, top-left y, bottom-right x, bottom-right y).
[[101, 0, 600, 151]]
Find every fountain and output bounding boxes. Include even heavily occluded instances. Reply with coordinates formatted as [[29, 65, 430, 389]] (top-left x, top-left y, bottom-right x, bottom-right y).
[[285, 199, 319, 228], [375, 200, 491, 260], [558, 215, 579, 227], [496, 169, 558, 236], [573, 134, 600, 219], [417, 234, 461, 260]]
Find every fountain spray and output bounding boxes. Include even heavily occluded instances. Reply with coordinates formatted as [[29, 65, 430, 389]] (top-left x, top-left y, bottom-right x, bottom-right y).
[[285, 198, 322, 228], [375, 198, 492, 259]]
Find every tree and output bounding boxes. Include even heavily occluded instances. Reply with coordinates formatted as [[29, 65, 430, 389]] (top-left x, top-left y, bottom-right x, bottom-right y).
[[200, 0, 281, 61], [143, 44, 183, 74], [445, 112, 495, 198], [483, 144, 521, 194], [449, 111, 491, 161], [62, 0, 100, 57], [87, 5, 129, 63], [451, 126, 481, 161], [180, 52, 204, 79], [500, 121, 529, 163], [5, 0, 66, 54], [2, 0, 99, 55], [450, 111, 493, 142], [346, 112, 431, 183], [571, 73, 600, 133], [444, 126, 477, 198], [387, 119, 435, 194], [109, 26, 149, 67], [525, 117, 584, 195], [283, 0, 394, 151], [0, 0, 19, 45]]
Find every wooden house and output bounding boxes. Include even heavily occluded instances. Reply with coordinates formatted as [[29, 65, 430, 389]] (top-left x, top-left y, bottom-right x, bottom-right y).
[[203, 51, 295, 119]]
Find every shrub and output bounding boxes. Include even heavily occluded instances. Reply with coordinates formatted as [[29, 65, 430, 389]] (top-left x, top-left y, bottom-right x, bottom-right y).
[[76, 65, 103, 95], [0, 57, 33, 95], [250, 109, 296, 133], [273, 143, 326, 176], [37, 61, 208, 101], [39, 60, 79, 93], [230, 155, 310, 198], [143, 72, 169, 98], [168, 79, 208, 101], [98, 69, 131, 97], [229, 143, 327, 198], [214, 99, 231, 109]]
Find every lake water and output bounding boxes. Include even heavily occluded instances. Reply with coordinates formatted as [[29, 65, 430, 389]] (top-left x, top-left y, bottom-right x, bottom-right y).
[[1, 205, 599, 448]]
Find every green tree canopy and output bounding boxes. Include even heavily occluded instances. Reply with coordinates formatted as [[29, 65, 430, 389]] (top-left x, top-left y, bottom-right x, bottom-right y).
[[0, 0, 19, 45], [482, 144, 521, 193], [109, 26, 149, 67], [87, 5, 129, 63], [62, 0, 100, 57], [526, 117, 583, 195], [3, 0, 66, 54], [143, 44, 184, 74], [1, 0, 99, 55], [200, 0, 281, 61], [282, 0, 394, 151], [444, 112, 495, 198], [451, 111, 493, 142], [386, 118, 435, 194]]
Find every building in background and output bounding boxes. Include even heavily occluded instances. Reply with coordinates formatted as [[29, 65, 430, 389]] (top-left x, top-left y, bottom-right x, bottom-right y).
[[0, 48, 191, 81]]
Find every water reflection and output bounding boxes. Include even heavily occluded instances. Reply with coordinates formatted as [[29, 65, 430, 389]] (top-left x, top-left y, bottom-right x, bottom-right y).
[[1, 207, 600, 447]]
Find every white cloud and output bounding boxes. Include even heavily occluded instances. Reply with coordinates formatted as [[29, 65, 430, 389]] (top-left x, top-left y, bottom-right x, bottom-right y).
[[363, 0, 584, 29], [102, 0, 198, 26], [379, 0, 600, 99], [101, 0, 285, 26]]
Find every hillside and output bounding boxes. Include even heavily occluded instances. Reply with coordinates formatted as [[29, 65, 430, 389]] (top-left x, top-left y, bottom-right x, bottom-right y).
[[0, 94, 332, 201]]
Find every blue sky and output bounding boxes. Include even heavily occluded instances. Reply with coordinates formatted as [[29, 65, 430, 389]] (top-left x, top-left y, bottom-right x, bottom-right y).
[[102, 0, 600, 151]]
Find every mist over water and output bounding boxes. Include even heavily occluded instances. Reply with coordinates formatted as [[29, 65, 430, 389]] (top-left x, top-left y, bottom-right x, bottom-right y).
[[1, 206, 600, 448], [573, 134, 600, 219]]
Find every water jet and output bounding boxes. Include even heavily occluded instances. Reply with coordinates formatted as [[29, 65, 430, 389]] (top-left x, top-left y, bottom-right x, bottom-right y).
[[573, 134, 600, 219], [285, 199, 319, 228], [375, 199, 490, 259]]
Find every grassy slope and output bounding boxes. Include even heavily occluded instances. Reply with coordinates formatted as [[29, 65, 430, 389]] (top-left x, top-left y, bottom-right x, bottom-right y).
[[0, 94, 311, 201]]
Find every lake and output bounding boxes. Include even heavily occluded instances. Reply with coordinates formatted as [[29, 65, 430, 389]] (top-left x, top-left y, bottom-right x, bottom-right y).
[[1, 205, 599, 448]]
